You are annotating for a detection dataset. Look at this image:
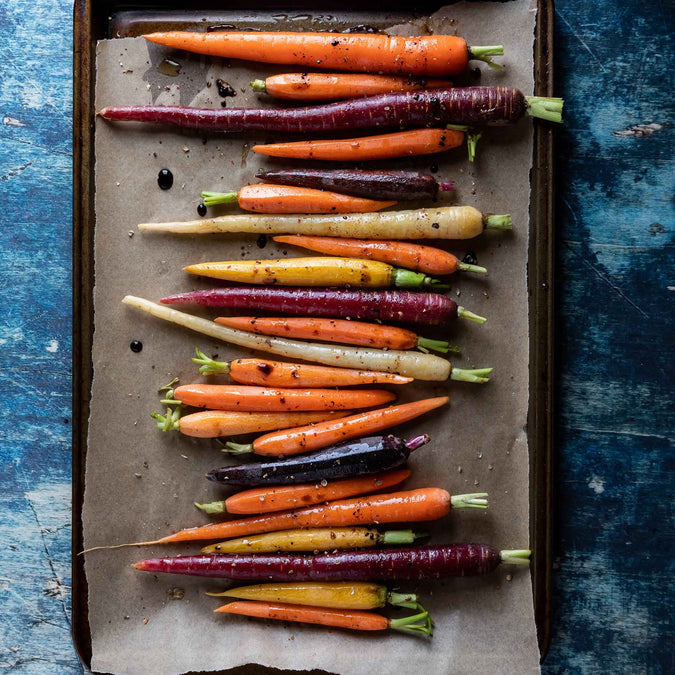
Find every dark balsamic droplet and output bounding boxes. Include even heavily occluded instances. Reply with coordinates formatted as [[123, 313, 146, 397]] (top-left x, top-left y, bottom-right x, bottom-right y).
[[216, 79, 236, 98], [130, 340, 143, 353], [157, 169, 173, 190], [197, 202, 207, 217], [462, 251, 478, 265], [430, 164, 439, 173], [256, 234, 268, 249]]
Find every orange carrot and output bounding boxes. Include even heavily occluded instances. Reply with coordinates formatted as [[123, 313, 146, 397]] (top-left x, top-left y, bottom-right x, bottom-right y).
[[152, 409, 349, 438], [251, 73, 453, 100], [143, 31, 504, 75], [173, 383, 395, 412], [215, 600, 433, 634], [252, 128, 464, 162], [214, 317, 456, 355], [221, 469, 411, 514], [224, 396, 448, 457], [273, 235, 488, 275], [202, 184, 395, 213]]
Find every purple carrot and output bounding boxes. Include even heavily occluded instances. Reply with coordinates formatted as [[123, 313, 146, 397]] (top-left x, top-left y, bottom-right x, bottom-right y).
[[160, 288, 486, 326], [255, 168, 454, 201], [132, 545, 531, 579], [98, 87, 563, 133]]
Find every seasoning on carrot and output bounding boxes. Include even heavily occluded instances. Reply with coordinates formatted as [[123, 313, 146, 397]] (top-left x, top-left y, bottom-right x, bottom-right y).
[[199, 469, 411, 514], [273, 235, 487, 275], [143, 31, 503, 74], [256, 168, 454, 201], [130, 545, 529, 578], [150, 408, 349, 439], [213, 318, 457, 355], [192, 350, 413, 385], [171, 382, 396, 412], [184, 257, 449, 291], [99, 87, 563, 134], [207, 581, 420, 610], [137, 205, 512, 240], [200, 184, 395, 213], [251, 73, 453, 100], [197, 527, 426, 554], [83, 488, 486, 550], [251, 128, 463, 162], [219, 399, 448, 458], [215, 600, 434, 635], [122, 297, 458, 381]]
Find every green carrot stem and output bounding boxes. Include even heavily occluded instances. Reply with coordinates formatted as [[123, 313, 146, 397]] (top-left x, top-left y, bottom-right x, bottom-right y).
[[389, 608, 434, 635], [380, 529, 422, 545], [457, 262, 487, 274], [192, 347, 231, 375], [194, 501, 226, 515], [387, 592, 419, 608], [445, 124, 469, 132], [450, 367, 493, 384], [158, 378, 180, 393], [250, 79, 267, 93], [525, 96, 564, 123], [467, 131, 481, 163], [392, 268, 449, 291], [468, 45, 505, 70], [223, 441, 254, 455], [457, 307, 487, 324], [500, 549, 532, 565], [450, 492, 489, 509], [416, 336, 460, 355], [200, 191, 239, 207], [484, 214, 512, 231], [150, 406, 182, 432]]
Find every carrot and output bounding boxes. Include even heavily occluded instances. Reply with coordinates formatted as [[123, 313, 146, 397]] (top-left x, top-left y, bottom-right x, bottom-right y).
[[208, 582, 419, 610], [273, 235, 488, 275], [92, 488, 483, 548], [200, 527, 424, 554], [193, 351, 413, 386], [150, 408, 348, 438], [214, 600, 433, 635], [214, 317, 457, 355], [252, 128, 463, 162], [172, 383, 395, 412], [184, 257, 447, 290], [251, 73, 453, 100], [143, 31, 504, 75], [223, 396, 448, 457], [203, 469, 411, 514], [201, 184, 395, 213]]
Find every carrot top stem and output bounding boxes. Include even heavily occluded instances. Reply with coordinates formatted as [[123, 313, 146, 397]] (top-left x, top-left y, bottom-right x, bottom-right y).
[[450, 367, 493, 384], [391, 268, 449, 290], [194, 501, 226, 514], [387, 592, 420, 609], [250, 79, 267, 93], [389, 608, 434, 635], [439, 181, 455, 192], [403, 434, 430, 452], [193, 347, 231, 375], [223, 441, 255, 455], [467, 131, 482, 163], [381, 529, 428, 545], [450, 492, 489, 509], [500, 549, 532, 565], [483, 213, 513, 231], [525, 96, 564, 123], [457, 307, 487, 324], [151, 406, 183, 432], [201, 191, 239, 207], [416, 336, 459, 355], [468, 45, 505, 70], [457, 262, 487, 274]]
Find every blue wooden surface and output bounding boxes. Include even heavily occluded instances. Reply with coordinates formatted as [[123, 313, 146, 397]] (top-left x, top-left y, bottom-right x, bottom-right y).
[[0, 1, 671, 673]]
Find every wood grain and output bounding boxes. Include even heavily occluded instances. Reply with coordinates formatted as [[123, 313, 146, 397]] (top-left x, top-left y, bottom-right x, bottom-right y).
[[0, 0, 671, 672]]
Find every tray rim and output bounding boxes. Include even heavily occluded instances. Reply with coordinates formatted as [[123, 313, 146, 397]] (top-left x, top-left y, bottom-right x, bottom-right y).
[[72, 1, 554, 669]]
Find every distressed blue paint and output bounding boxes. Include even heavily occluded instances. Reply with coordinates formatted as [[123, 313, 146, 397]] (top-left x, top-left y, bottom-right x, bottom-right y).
[[0, 0, 672, 673]]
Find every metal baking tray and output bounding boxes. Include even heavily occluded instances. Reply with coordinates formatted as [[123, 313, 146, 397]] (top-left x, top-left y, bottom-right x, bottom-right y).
[[73, 1, 554, 670]]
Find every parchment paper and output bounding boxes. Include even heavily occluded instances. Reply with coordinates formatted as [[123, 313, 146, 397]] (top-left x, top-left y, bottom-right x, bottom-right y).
[[84, 2, 540, 673]]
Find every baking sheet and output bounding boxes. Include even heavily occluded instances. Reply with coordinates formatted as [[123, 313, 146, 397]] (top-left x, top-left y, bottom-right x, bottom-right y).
[[84, 2, 540, 673]]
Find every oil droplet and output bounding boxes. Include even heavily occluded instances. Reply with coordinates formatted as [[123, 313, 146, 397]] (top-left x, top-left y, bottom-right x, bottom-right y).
[[130, 340, 143, 353], [257, 234, 268, 249], [158, 59, 181, 77], [158, 169, 173, 190]]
